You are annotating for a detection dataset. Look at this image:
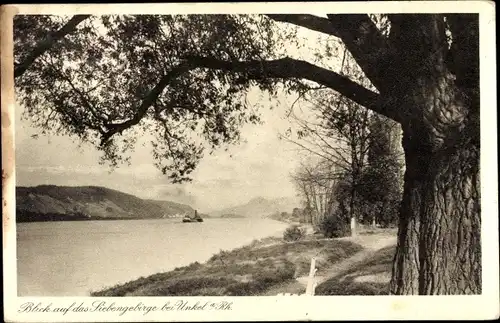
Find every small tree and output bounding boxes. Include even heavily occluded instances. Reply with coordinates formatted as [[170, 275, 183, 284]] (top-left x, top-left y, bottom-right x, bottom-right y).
[[292, 207, 303, 223], [283, 225, 306, 242], [358, 115, 403, 227], [320, 211, 350, 238]]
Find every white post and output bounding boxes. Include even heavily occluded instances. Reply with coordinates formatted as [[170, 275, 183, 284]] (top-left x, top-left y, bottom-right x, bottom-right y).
[[305, 257, 317, 296], [351, 217, 357, 237]]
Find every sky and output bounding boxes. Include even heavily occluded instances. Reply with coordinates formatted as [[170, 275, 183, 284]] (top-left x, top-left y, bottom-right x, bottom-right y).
[[15, 88, 309, 212], [14, 15, 343, 212]]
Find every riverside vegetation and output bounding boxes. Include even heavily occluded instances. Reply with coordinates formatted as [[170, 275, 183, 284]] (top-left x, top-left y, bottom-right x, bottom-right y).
[[91, 233, 362, 296], [91, 226, 397, 296]]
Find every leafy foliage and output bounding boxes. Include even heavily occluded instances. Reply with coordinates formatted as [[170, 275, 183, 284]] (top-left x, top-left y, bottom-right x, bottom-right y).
[[14, 14, 282, 182], [289, 58, 403, 231], [283, 225, 306, 242], [357, 115, 403, 227], [320, 212, 350, 238], [288, 50, 387, 231]]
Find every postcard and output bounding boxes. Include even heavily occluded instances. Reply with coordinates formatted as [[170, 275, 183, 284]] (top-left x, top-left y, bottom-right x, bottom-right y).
[[2, 2, 498, 321]]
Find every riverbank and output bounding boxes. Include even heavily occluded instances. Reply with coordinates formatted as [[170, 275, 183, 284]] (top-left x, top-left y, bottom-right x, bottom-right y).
[[91, 233, 364, 296], [18, 218, 289, 296]]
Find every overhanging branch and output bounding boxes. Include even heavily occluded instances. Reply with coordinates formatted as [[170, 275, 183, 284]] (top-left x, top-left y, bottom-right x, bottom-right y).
[[100, 62, 195, 145], [267, 13, 393, 93], [15, 15, 91, 78], [326, 14, 393, 92], [100, 55, 400, 145], [266, 14, 340, 37], [187, 56, 399, 122]]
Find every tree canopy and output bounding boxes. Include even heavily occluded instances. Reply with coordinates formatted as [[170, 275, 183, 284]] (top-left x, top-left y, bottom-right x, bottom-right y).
[[14, 14, 405, 182], [15, 14, 287, 182]]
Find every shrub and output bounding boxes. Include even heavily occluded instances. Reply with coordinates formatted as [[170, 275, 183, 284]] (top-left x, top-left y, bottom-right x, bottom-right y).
[[283, 225, 306, 242], [320, 214, 350, 238]]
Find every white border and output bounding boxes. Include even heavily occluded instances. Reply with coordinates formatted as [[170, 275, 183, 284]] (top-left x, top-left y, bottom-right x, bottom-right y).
[[2, 2, 498, 322]]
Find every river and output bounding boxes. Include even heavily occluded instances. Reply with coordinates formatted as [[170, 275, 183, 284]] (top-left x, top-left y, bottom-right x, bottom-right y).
[[16, 218, 288, 296]]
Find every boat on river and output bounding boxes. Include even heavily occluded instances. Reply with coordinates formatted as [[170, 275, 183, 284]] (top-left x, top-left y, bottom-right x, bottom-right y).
[[182, 210, 203, 223]]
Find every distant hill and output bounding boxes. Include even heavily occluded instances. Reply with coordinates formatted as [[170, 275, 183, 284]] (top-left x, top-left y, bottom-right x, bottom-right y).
[[210, 196, 299, 218], [266, 211, 301, 224], [145, 199, 195, 217], [16, 185, 197, 222]]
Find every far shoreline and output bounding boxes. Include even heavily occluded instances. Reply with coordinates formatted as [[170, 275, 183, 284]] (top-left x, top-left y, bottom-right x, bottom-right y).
[[16, 216, 293, 224]]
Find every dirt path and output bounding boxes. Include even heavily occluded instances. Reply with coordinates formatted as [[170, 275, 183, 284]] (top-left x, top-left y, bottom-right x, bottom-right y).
[[263, 234, 397, 296]]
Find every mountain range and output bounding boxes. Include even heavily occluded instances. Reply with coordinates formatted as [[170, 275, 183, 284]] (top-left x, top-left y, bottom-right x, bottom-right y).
[[16, 185, 195, 222], [16, 185, 298, 222], [209, 196, 299, 218]]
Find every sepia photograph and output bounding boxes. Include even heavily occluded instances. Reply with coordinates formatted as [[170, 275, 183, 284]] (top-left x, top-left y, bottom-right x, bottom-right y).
[[2, 2, 498, 322]]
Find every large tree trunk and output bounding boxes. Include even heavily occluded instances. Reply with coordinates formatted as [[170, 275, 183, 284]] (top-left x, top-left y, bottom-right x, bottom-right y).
[[386, 14, 481, 295], [388, 68, 480, 295], [391, 124, 480, 294]]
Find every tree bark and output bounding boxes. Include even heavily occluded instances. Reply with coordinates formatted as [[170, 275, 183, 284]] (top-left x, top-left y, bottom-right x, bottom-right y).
[[388, 65, 480, 295], [391, 121, 480, 294], [383, 14, 481, 295], [420, 129, 480, 294]]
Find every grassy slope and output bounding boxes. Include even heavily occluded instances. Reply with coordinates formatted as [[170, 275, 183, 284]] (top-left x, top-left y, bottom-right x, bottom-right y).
[[315, 244, 395, 295], [91, 236, 363, 296]]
